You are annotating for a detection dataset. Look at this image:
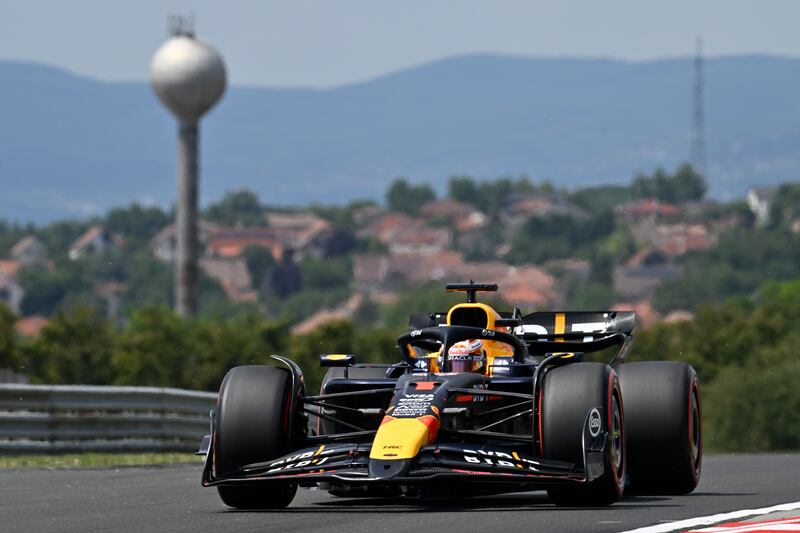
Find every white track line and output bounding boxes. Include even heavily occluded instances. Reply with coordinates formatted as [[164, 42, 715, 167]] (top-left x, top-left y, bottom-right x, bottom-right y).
[[620, 501, 800, 533]]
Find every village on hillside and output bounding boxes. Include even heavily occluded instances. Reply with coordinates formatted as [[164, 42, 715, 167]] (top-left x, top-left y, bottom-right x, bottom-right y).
[[0, 168, 791, 340]]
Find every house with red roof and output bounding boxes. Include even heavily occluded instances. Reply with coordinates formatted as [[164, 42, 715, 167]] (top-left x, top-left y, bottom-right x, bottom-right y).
[[14, 315, 48, 337], [614, 199, 682, 223], [418, 198, 487, 232], [206, 228, 284, 260]]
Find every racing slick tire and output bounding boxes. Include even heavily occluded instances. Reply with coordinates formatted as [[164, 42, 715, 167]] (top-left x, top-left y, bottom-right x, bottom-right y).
[[214, 365, 298, 509], [541, 363, 625, 506], [618, 361, 701, 495]]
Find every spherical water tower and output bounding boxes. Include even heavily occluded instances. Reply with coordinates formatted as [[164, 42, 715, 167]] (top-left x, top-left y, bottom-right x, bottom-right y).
[[150, 22, 226, 316]]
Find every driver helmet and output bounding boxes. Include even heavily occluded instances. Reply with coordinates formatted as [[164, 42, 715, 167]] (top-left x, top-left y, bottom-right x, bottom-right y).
[[447, 339, 486, 373]]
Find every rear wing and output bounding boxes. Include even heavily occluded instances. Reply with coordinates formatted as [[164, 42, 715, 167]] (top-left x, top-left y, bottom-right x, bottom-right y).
[[515, 311, 635, 356], [515, 311, 635, 339]]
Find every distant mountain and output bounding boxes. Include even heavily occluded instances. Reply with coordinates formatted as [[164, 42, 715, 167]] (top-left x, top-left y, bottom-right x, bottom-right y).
[[2, 54, 799, 223]]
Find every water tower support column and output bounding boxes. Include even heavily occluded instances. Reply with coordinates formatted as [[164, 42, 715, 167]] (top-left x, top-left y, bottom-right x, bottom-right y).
[[176, 121, 199, 316]]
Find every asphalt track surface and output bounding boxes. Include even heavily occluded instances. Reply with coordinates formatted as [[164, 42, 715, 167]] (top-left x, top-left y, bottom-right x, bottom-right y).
[[1, 454, 798, 533]]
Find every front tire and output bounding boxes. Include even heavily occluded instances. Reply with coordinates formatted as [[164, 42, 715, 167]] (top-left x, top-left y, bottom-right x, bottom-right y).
[[214, 365, 298, 509], [541, 363, 625, 506], [619, 361, 702, 495]]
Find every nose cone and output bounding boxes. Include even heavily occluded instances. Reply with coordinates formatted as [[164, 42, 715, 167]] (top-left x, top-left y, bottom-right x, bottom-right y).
[[150, 35, 226, 123]]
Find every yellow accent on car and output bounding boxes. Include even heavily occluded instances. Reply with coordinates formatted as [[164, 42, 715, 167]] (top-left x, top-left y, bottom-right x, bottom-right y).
[[446, 302, 498, 329], [325, 354, 350, 361], [554, 313, 566, 342], [369, 418, 432, 460], [427, 353, 441, 373]]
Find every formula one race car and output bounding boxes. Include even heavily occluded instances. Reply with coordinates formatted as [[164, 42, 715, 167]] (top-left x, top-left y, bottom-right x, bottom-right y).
[[199, 282, 702, 508]]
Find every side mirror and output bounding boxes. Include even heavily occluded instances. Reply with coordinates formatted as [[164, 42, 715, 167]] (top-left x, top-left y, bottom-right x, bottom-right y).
[[320, 354, 357, 367]]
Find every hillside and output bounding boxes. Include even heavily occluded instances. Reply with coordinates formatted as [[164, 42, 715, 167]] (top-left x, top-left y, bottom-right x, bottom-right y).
[[2, 54, 800, 222]]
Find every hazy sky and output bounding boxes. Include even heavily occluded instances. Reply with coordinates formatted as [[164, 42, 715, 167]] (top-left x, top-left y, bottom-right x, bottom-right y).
[[2, 0, 799, 87]]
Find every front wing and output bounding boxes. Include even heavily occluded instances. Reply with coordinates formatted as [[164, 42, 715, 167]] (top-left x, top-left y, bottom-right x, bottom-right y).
[[202, 437, 606, 489]]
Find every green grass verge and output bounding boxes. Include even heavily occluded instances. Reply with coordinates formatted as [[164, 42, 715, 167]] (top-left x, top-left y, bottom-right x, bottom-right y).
[[0, 452, 202, 469]]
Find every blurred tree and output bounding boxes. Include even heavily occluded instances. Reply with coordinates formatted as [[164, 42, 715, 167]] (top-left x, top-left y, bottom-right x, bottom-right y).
[[588, 227, 637, 283], [704, 360, 800, 451], [105, 203, 171, 251], [0, 220, 32, 258], [270, 251, 302, 298], [300, 257, 350, 291], [448, 176, 480, 206], [631, 163, 706, 203], [386, 178, 436, 214], [352, 295, 380, 325], [23, 305, 115, 384], [569, 185, 632, 216], [670, 162, 709, 202], [204, 189, 266, 227], [242, 245, 276, 289], [448, 175, 552, 215], [565, 282, 617, 310], [18, 261, 93, 316], [289, 320, 356, 391], [111, 306, 193, 386], [768, 183, 800, 227], [186, 314, 290, 391], [506, 212, 614, 265], [0, 303, 17, 369], [118, 252, 173, 313], [354, 326, 401, 365], [269, 287, 350, 323], [477, 176, 536, 214]]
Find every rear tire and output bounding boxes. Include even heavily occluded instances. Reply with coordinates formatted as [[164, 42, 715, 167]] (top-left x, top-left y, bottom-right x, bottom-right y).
[[541, 363, 625, 506], [214, 365, 298, 509], [619, 361, 701, 495]]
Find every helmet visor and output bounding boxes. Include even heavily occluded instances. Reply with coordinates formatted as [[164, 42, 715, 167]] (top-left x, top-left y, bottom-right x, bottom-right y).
[[449, 358, 476, 373]]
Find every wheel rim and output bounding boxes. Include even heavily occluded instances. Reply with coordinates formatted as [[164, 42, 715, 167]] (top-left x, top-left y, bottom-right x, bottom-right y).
[[611, 393, 623, 476], [690, 385, 701, 471]]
